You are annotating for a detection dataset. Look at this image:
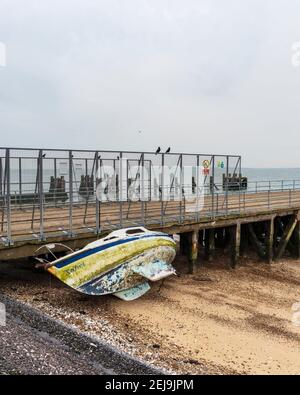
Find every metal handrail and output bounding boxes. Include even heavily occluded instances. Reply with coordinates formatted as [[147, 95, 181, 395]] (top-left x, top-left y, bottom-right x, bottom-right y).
[[0, 146, 241, 158]]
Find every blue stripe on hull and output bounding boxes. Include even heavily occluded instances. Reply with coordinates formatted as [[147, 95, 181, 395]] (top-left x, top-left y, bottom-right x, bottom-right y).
[[53, 233, 173, 269]]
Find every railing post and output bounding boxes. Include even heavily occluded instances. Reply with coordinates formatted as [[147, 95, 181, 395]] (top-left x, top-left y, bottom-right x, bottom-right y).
[[289, 189, 292, 207], [69, 150, 73, 236], [161, 153, 165, 226], [0, 157, 2, 196], [238, 156, 241, 214], [211, 155, 215, 219], [141, 153, 145, 225], [225, 155, 229, 215], [95, 151, 100, 234], [6, 149, 11, 245], [196, 155, 200, 221], [38, 150, 44, 240], [179, 154, 183, 223], [18, 157, 22, 197], [119, 152, 123, 228]]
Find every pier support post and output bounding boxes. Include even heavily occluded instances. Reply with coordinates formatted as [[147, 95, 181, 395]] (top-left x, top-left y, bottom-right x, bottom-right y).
[[230, 223, 241, 268], [265, 217, 275, 263], [276, 217, 296, 256], [188, 230, 199, 274], [274, 214, 298, 260], [205, 229, 215, 262]]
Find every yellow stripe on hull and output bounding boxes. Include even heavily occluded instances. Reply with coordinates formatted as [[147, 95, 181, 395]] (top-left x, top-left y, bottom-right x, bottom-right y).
[[48, 237, 176, 289]]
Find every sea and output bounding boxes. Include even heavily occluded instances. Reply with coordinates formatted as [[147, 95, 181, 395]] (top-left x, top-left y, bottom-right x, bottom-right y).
[[242, 168, 300, 192], [243, 168, 300, 183], [3, 167, 300, 195]]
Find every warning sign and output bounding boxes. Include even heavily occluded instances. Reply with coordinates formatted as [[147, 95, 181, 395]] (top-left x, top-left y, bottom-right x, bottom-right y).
[[202, 160, 210, 175]]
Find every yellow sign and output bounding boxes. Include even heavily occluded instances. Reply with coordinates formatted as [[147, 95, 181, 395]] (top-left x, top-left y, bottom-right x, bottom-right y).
[[202, 160, 210, 169]]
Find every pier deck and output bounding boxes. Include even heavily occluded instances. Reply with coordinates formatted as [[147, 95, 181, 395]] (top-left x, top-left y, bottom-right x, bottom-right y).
[[1, 189, 300, 261]]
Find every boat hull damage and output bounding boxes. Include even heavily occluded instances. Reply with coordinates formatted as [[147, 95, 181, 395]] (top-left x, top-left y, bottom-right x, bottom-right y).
[[45, 228, 177, 300]]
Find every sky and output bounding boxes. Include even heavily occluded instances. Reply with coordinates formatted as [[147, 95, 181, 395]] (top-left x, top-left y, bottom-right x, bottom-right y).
[[0, 0, 300, 167]]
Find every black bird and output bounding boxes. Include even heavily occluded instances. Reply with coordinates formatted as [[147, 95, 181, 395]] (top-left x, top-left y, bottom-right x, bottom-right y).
[[165, 147, 171, 154], [42, 153, 46, 158], [155, 147, 161, 154]]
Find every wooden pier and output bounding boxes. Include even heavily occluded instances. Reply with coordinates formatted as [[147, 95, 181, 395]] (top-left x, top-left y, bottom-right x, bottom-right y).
[[1, 190, 300, 268], [0, 147, 299, 269]]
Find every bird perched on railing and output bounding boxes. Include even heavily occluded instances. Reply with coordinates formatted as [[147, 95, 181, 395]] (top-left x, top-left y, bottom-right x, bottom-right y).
[[165, 147, 171, 154], [155, 147, 161, 154]]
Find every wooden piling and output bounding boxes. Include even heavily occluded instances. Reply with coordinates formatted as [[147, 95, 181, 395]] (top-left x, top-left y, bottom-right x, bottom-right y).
[[230, 223, 241, 268], [274, 213, 298, 260], [189, 230, 199, 274], [179, 231, 200, 273], [265, 217, 275, 263]]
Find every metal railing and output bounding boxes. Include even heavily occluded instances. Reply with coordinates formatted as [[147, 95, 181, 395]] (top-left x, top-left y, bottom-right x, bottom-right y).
[[0, 147, 299, 246]]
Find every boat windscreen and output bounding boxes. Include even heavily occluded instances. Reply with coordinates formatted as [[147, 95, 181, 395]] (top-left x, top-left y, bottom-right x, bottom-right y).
[[126, 228, 145, 235], [103, 236, 118, 242]]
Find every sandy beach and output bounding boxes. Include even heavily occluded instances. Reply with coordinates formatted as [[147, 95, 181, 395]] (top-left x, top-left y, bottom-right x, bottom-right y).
[[0, 253, 299, 375]]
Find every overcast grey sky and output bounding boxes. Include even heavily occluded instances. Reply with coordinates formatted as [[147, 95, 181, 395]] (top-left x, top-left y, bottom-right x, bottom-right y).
[[0, 0, 300, 167]]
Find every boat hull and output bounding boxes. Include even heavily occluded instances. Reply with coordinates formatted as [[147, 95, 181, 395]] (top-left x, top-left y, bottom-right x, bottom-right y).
[[47, 233, 176, 296]]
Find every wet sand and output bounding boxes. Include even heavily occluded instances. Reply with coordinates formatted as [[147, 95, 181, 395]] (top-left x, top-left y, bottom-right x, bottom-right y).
[[0, 254, 300, 374]]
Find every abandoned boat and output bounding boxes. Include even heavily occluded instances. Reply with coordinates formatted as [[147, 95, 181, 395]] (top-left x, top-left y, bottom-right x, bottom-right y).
[[35, 227, 177, 301]]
